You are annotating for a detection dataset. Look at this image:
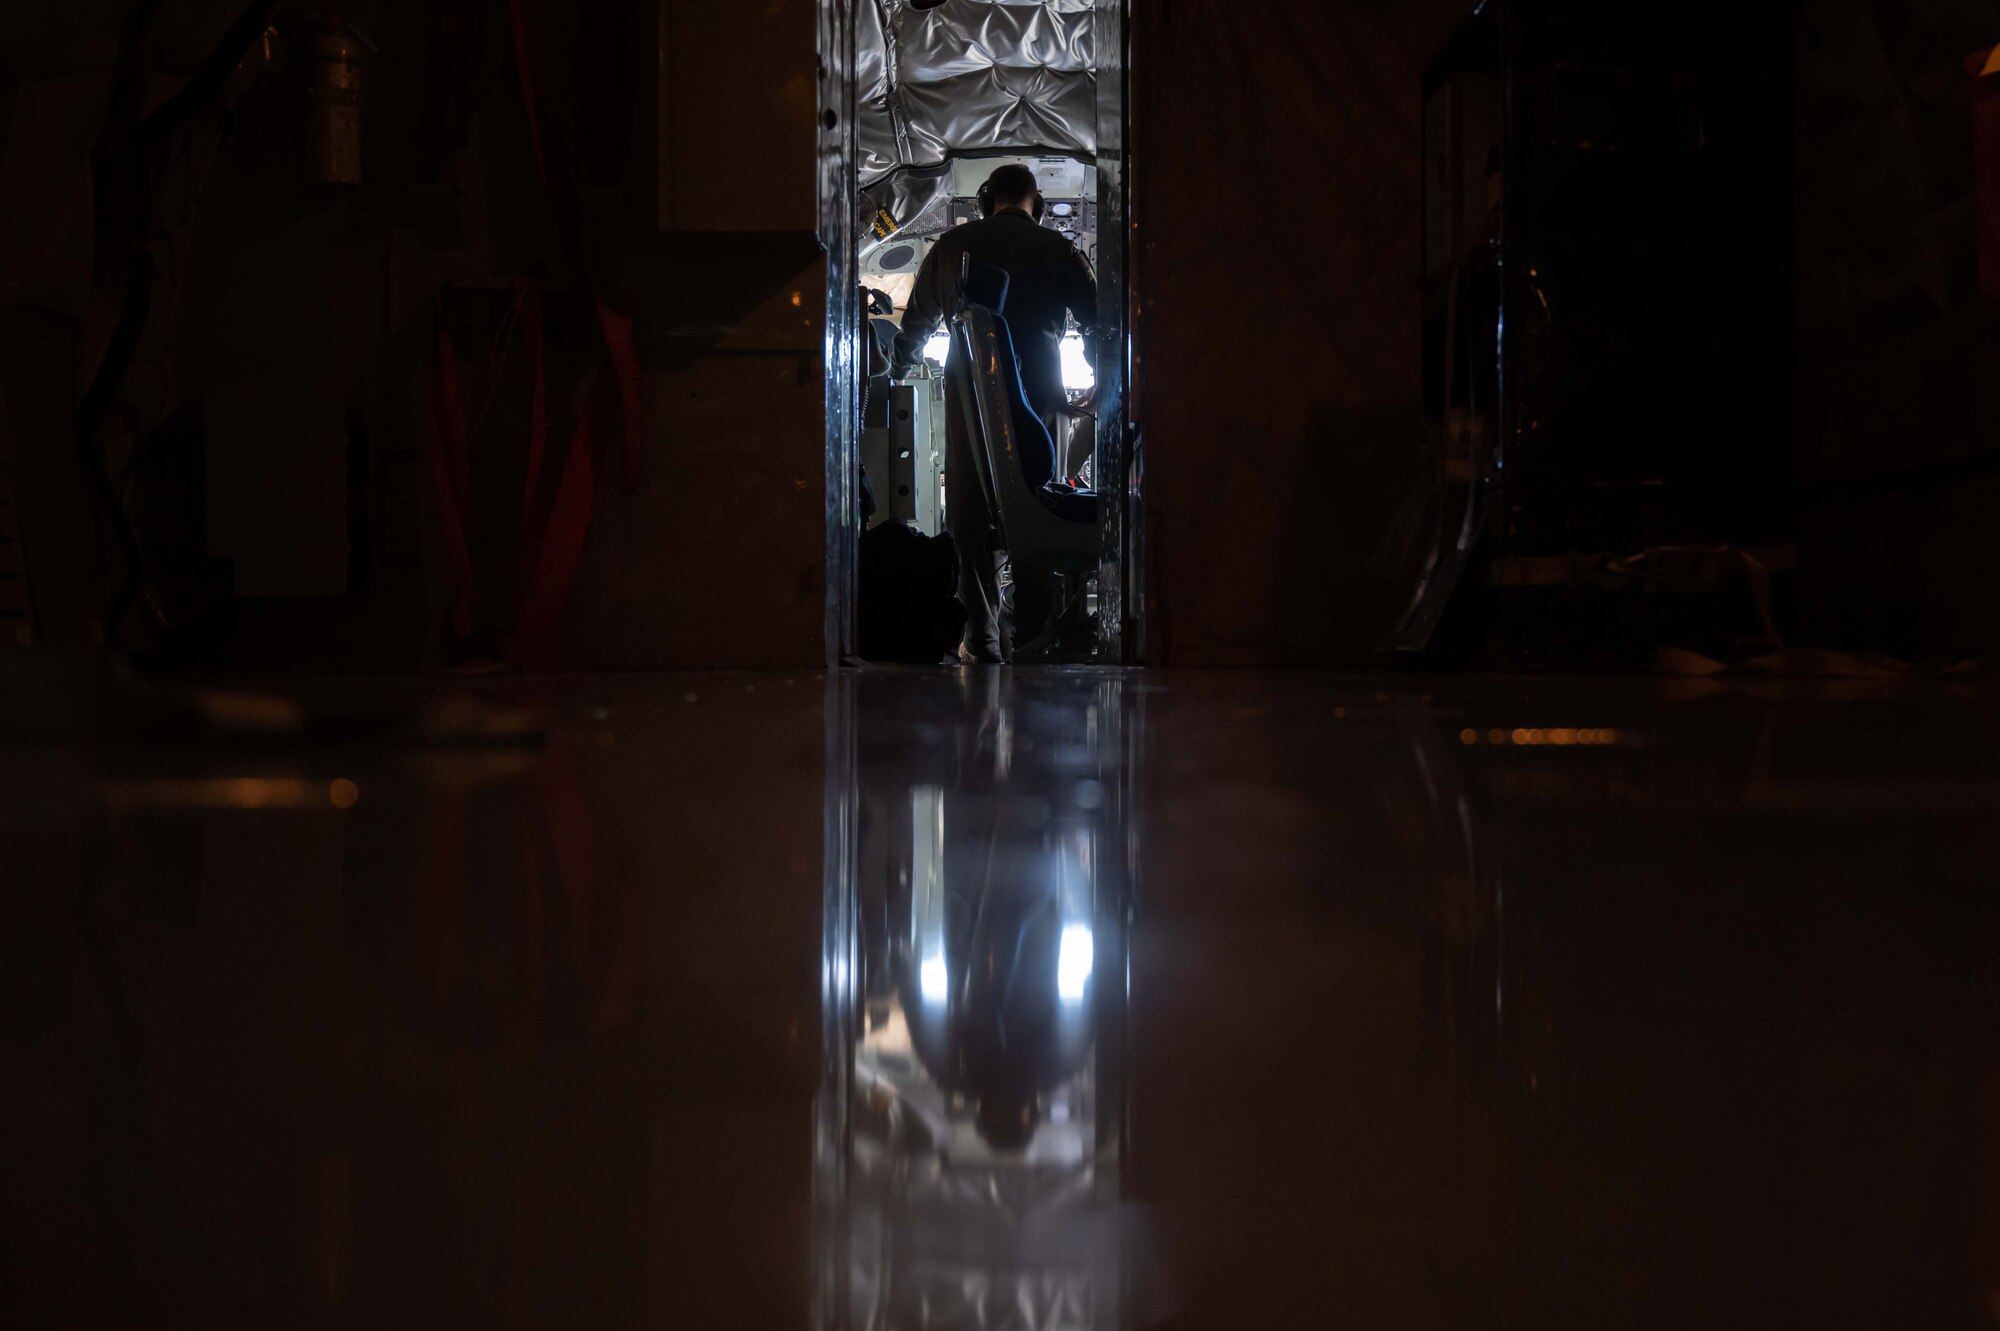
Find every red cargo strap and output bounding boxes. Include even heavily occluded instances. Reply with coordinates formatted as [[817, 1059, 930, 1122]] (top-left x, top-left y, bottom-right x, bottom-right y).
[[508, 0, 645, 494], [428, 279, 612, 669], [514, 372, 612, 668], [425, 0, 646, 668], [422, 749, 634, 1036], [514, 276, 548, 605], [427, 306, 477, 642]]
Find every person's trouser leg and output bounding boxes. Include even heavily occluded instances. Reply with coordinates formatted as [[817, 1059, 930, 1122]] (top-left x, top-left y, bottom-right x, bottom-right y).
[[945, 393, 1008, 661], [1062, 413, 1095, 486]]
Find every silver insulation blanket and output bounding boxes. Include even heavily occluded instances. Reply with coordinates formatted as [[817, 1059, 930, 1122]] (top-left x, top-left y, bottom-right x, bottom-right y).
[[859, 0, 1099, 185]]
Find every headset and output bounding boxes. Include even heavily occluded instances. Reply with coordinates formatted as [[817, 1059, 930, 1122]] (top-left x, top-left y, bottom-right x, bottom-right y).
[[977, 164, 1046, 223]]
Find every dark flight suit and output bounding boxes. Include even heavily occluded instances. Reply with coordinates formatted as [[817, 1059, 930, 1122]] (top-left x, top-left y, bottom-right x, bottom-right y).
[[892, 211, 1097, 661]]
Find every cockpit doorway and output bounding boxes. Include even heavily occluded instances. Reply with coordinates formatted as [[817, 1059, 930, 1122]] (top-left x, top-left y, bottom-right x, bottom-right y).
[[820, 0, 1138, 666]]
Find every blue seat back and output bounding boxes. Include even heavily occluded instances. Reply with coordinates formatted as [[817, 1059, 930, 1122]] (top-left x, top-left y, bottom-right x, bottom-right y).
[[959, 262, 1057, 492]]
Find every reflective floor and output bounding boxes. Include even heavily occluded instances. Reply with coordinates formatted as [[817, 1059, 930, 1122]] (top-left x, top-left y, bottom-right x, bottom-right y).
[[3, 662, 1998, 1329]]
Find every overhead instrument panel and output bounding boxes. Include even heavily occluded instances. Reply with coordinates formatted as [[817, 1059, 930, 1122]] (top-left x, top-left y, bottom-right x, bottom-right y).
[[863, 155, 1101, 289]]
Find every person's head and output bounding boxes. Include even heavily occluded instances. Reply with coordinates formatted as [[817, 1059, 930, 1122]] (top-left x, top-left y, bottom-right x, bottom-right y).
[[981, 164, 1041, 220], [976, 1091, 1041, 1153]]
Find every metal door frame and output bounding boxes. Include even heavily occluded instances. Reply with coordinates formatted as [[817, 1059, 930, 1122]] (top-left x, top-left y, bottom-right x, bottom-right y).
[[819, 0, 1142, 666]]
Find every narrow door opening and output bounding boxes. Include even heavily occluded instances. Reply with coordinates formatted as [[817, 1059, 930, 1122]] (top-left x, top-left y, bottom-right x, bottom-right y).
[[821, 0, 1137, 666]]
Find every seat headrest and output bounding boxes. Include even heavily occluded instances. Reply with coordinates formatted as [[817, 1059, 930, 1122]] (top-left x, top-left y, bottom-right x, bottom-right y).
[[959, 260, 1011, 316]]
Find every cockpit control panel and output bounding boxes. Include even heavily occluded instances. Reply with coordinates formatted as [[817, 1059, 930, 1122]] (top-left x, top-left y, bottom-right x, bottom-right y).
[[946, 195, 1095, 246], [862, 156, 1099, 282]]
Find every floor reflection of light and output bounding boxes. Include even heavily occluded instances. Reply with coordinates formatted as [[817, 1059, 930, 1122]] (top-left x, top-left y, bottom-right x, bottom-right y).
[[920, 955, 949, 1005], [103, 777, 335, 810], [1057, 925, 1093, 1004]]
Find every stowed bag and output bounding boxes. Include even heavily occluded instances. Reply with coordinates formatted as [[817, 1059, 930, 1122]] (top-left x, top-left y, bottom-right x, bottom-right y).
[[859, 521, 968, 664]]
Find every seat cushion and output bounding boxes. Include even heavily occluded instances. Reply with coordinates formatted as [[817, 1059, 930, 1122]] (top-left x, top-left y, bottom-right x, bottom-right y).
[[1036, 483, 1098, 524]]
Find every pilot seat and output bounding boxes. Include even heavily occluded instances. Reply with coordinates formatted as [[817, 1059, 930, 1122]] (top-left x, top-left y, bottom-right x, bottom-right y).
[[946, 259, 1098, 657]]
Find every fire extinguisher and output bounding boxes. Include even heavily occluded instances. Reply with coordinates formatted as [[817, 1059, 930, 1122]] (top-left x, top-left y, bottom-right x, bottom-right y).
[[310, 18, 367, 185]]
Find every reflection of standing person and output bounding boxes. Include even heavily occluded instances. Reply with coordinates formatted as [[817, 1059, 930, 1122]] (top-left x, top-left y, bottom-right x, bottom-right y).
[[892, 165, 1098, 660], [897, 793, 1098, 1153]]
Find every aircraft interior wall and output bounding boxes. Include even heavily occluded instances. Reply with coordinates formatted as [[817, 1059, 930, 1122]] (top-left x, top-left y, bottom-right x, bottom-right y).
[[1130, 0, 1480, 665], [1127, 0, 1999, 669], [3, 0, 1997, 672], [0, 0, 831, 671]]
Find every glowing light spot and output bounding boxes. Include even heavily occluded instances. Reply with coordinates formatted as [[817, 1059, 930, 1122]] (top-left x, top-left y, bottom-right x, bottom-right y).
[[1057, 925, 1094, 1004], [1511, 729, 1531, 746], [1460, 729, 1479, 745], [920, 956, 948, 1005], [1060, 332, 1094, 391], [328, 779, 359, 810], [790, 291, 803, 307]]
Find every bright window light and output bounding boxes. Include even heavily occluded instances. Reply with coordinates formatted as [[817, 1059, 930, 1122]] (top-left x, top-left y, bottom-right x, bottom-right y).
[[1060, 333, 1095, 392], [1057, 925, 1093, 1004], [920, 955, 949, 1005], [920, 328, 1091, 388]]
